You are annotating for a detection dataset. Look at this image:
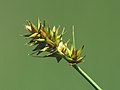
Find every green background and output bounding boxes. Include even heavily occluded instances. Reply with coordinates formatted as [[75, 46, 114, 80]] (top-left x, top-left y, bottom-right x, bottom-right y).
[[0, 0, 120, 90]]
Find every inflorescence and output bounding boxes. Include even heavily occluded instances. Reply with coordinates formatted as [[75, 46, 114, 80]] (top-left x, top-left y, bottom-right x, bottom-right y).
[[23, 19, 85, 65]]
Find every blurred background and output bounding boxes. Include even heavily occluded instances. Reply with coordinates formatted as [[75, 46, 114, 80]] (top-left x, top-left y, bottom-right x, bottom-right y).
[[0, 0, 120, 90]]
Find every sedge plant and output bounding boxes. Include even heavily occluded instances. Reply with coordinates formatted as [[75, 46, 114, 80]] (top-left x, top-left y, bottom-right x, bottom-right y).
[[22, 19, 102, 90]]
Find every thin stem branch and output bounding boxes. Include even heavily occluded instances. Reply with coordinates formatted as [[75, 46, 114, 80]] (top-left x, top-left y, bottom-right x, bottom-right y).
[[72, 65, 102, 90]]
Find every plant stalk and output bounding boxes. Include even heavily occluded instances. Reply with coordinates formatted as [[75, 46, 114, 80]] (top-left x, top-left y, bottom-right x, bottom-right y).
[[72, 65, 102, 90]]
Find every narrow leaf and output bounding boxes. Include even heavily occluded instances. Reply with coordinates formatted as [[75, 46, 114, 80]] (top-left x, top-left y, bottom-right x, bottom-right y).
[[72, 25, 75, 49]]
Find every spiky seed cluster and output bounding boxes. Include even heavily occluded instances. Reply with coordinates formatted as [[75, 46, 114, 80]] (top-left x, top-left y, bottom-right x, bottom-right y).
[[23, 19, 85, 65]]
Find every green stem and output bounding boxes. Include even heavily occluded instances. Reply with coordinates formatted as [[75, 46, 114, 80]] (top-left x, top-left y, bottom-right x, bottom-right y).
[[72, 65, 102, 90]]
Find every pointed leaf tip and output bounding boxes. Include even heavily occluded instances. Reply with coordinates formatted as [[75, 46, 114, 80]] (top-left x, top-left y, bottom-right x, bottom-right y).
[[82, 45, 84, 50], [37, 18, 41, 30]]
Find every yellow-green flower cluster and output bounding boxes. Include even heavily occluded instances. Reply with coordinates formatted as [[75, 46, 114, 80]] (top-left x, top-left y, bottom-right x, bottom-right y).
[[23, 19, 85, 65]]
